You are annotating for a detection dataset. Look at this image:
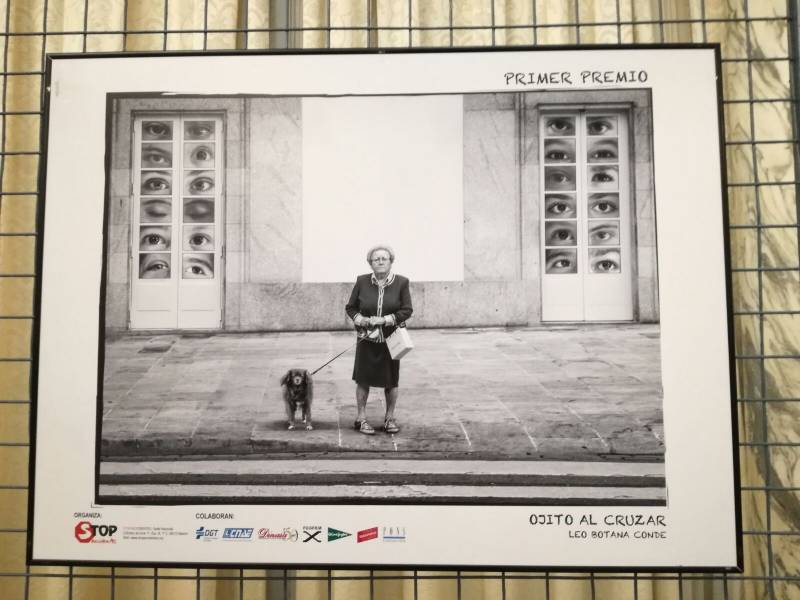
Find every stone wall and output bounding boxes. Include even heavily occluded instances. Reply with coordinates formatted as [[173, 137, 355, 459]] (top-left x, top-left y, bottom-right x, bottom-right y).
[[106, 92, 657, 332]]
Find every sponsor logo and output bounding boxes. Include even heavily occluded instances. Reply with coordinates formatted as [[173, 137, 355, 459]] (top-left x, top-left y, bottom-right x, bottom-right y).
[[195, 527, 220, 540], [302, 526, 323, 543], [74, 521, 118, 544], [357, 527, 378, 543], [258, 528, 299, 542], [328, 528, 351, 542], [222, 528, 254, 540], [382, 527, 406, 542]]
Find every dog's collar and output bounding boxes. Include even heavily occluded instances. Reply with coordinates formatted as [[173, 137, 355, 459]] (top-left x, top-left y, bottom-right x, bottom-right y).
[[371, 272, 395, 287]]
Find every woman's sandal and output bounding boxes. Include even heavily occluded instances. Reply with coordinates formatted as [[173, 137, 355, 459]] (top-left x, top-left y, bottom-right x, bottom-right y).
[[354, 419, 375, 435], [383, 418, 400, 434]]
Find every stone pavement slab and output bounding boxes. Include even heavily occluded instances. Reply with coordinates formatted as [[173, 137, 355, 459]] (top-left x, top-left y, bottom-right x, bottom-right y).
[[101, 325, 664, 462]]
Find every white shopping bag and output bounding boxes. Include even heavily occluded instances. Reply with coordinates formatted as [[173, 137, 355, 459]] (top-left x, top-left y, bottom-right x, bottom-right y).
[[386, 327, 414, 359]]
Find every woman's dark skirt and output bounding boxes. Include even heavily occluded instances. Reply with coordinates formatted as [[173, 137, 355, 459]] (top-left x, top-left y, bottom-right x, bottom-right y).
[[352, 340, 400, 388]]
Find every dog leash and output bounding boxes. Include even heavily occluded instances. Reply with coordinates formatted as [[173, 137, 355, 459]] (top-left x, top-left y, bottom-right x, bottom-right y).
[[309, 336, 366, 376]]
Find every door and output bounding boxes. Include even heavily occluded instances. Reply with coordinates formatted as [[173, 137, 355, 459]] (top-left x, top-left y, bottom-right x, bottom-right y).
[[540, 110, 634, 322], [130, 114, 224, 329]]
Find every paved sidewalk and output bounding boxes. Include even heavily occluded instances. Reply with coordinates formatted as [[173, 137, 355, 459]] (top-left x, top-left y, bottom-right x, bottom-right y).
[[101, 325, 664, 461]]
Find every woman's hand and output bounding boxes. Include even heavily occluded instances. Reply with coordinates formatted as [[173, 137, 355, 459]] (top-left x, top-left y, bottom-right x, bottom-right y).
[[369, 316, 386, 327]]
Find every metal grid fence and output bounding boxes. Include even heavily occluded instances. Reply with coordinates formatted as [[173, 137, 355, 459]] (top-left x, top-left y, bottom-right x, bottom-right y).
[[1, 0, 798, 598]]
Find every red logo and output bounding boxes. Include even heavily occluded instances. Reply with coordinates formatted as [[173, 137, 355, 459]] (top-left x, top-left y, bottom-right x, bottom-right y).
[[74, 521, 95, 543], [357, 527, 378, 543], [74, 521, 118, 543]]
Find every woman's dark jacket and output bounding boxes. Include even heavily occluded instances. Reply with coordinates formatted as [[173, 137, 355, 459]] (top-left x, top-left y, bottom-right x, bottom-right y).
[[345, 274, 413, 339]]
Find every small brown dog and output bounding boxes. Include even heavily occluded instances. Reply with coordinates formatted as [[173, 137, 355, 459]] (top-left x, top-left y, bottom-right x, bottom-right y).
[[280, 369, 313, 430]]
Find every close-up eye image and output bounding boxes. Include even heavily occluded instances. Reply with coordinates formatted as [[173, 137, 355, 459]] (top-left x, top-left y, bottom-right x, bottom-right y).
[[139, 253, 171, 279], [588, 193, 620, 217], [141, 143, 173, 168], [545, 221, 577, 246], [586, 116, 617, 136], [139, 226, 171, 251], [185, 143, 215, 168], [544, 194, 576, 219], [589, 248, 621, 273], [139, 198, 172, 223], [587, 139, 618, 162], [185, 121, 215, 140], [588, 165, 618, 190], [544, 116, 575, 136], [183, 198, 215, 223], [184, 225, 214, 251], [183, 253, 214, 279], [141, 171, 172, 195], [545, 249, 577, 274], [588, 221, 620, 246], [185, 171, 215, 195], [544, 166, 576, 191], [544, 139, 575, 163], [142, 121, 172, 141]]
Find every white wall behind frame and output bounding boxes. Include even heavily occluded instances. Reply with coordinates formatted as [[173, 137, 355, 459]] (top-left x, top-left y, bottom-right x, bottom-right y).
[[302, 95, 464, 282]]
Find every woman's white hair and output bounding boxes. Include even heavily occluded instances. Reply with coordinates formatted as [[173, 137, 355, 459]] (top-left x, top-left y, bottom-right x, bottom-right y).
[[366, 244, 395, 264]]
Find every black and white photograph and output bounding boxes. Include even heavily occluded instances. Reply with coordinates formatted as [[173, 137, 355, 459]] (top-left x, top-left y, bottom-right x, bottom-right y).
[[29, 47, 739, 569], [98, 89, 663, 506]]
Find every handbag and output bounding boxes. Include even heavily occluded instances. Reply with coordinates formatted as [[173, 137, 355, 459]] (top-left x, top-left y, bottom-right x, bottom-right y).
[[386, 324, 414, 359]]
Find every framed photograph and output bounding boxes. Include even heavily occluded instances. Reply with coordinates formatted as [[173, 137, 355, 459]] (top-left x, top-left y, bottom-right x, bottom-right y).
[[28, 46, 740, 570]]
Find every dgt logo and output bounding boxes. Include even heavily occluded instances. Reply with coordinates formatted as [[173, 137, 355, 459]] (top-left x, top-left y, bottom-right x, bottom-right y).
[[74, 521, 118, 544], [195, 527, 219, 540]]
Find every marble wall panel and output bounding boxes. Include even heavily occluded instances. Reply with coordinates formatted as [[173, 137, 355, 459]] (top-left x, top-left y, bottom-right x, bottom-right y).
[[463, 98, 519, 281], [729, 185, 757, 226], [727, 144, 755, 184], [764, 314, 800, 356], [753, 101, 792, 141], [106, 252, 128, 285], [731, 227, 758, 269], [763, 270, 800, 311], [750, 19, 789, 58], [732, 270, 760, 313], [246, 97, 302, 283], [735, 314, 761, 357], [756, 142, 795, 183], [107, 225, 129, 256], [760, 184, 796, 225], [108, 194, 130, 226], [410, 281, 531, 327], [738, 358, 764, 400], [765, 359, 800, 399], [762, 227, 799, 268], [636, 277, 658, 323], [238, 282, 354, 331], [104, 283, 128, 332], [752, 60, 791, 100], [740, 400, 766, 445], [226, 193, 244, 226], [722, 62, 750, 101], [725, 102, 751, 142], [233, 280, 533, 331], [767, 402, 800, 444]]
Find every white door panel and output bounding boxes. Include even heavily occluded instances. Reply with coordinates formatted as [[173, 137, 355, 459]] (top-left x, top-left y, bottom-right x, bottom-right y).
[[540, 110, 634, 322], [130, 114, 224, 330]]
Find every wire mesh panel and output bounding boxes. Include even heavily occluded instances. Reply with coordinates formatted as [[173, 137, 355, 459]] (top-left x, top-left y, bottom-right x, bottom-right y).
[[0, 0, 798, 599]]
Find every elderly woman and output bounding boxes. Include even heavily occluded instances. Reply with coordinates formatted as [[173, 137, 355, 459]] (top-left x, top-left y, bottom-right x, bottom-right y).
[[345, 245, 413, 435]]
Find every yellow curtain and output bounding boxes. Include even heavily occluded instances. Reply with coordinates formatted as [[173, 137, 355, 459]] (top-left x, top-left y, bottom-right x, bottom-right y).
[[0, 0, 796, 598]]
